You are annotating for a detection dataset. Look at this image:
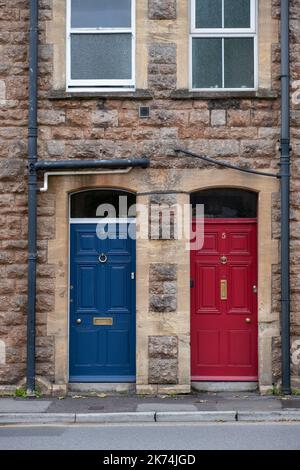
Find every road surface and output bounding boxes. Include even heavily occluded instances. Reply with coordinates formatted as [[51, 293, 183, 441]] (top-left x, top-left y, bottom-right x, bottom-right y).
[[0, 422, 300, 450]]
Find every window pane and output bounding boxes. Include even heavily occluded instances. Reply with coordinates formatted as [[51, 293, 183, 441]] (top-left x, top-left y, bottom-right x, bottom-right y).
[[195, 0, 222, 28], [71, 34, 132, 80], [71, 0, 132, 28], [191, 189, 257, 218], [224, 0, 251, 28], [224, 37, 254, 88], [71, 190, 136, 218], [192, 38, 222, 89]]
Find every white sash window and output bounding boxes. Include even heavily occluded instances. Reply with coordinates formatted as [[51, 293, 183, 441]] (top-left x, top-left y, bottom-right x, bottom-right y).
[[190, 0, 257, 91], [67, 0, 135, 91]]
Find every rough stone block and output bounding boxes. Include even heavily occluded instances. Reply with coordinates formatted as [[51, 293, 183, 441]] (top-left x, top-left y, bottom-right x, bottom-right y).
[[0, 159, 24, 181], [163, 281, 177, 295], [92, 110, 118, 128], [189, 109, 210, 126], [150, 193, 177, 206], [0, 80, 5, 100], [149, 336, 178, 359], [149, 264, 177, 312], [39, 110, 65, 126], [211, 110, 226, 126], [150, 264, 177, 282], [227, 110, 251, 127], [148, 43, 177, 95], [149, 281, 164, 295], [149, 210, 176, 240], [148, 0, 177, 20], [149, 294, 176, 312], [149, 358, 178, 384], [149, 43, 176, 65], [46, 140, 65, 157]]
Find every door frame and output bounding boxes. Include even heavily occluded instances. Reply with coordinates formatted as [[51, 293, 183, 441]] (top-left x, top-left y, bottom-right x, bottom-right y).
[[45, 171, 278, 395], [68, 190, 137, 384], [190, 217, 258, 382]]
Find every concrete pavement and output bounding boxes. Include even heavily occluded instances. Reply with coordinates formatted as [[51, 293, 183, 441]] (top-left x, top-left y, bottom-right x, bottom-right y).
[[0, 392, 300, 424]]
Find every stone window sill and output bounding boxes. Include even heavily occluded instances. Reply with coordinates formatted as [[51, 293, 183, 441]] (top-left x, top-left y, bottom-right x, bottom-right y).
[[47, 89, 153, 100], [170, 89, 278, 100]]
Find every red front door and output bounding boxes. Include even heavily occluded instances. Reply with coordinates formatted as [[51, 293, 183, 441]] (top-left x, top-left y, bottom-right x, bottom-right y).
[[191, 219, 258, 381]]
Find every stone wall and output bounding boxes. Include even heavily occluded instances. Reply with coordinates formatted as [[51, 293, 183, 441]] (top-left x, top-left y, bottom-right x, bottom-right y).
[[149, 264, 177, 313], [0, 1, 56, 388], [0, 0, 299, 391], [149, 336, 178, 384], [289, 0, 300, 388]]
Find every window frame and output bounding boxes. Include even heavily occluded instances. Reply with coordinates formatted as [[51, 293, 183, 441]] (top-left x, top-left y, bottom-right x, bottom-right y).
[[190, 0, 258, 91], [66, 0, 136, 92]]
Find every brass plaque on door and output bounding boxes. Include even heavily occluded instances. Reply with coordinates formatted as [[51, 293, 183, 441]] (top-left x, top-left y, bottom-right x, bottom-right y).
[[93, 317, 113, 326], [220, 280, 227, 300]]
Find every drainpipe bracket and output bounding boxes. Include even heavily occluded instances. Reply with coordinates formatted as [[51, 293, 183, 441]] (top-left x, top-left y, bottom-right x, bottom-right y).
[[28, 127, 38, 138], [28, 162, 37, 174]]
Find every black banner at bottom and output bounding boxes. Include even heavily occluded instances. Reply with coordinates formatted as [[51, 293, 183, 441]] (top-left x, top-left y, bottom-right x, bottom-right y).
[[0, 450, 299, 466]]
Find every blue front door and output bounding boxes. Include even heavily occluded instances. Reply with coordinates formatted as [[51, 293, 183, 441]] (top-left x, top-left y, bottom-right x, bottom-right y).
[[69, 223, 136, 382]]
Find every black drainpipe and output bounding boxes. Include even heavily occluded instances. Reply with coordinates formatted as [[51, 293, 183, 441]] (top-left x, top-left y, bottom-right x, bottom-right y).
[[280, 0, 291, 395], [26, 0, 39, 395], [174, 2, 292, 394], [26, 2, 150, 394], [35, 158, 149, 171]]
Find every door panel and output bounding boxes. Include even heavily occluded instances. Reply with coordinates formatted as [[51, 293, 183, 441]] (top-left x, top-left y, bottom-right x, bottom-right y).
[[227, 232, 251, 254], [77, 265, 97, 310], [197, 330, 221, 365], [69, 223, 136, 382], [191, 219, 258, 381], [195, 264, 221, 314], [227, 330, 252, 366], [107, 329, 131, 366], [107, 264, 130, 312], [227, 264, 251, 314], [76, 232, 99, 255], [75, 331, 98, 365], [201, 232, 220, 254]]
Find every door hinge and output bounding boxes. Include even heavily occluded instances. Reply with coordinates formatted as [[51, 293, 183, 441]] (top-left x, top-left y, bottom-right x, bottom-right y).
[[131, 272, 135, 280], [190, 279, 194, 288]]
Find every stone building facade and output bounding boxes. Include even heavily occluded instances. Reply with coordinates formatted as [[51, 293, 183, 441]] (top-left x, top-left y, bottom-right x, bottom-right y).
[[0, 0, 299, 395]]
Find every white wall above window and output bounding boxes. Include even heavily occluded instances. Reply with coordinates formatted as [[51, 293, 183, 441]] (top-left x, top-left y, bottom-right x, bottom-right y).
[[66, 0, 136, 92], [190, 0, 258, 91]]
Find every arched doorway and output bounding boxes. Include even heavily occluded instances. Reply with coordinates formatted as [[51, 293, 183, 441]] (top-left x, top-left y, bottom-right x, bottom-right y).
[[190, 189, 258, 382], [69, 189, 136, 383]]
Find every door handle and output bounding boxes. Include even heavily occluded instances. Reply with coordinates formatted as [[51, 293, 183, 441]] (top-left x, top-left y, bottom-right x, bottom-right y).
[[99, 253, 108, 263], [245, 318, 251, 324], [220, 280, 227, 300], [76, 318, 82, 324]]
